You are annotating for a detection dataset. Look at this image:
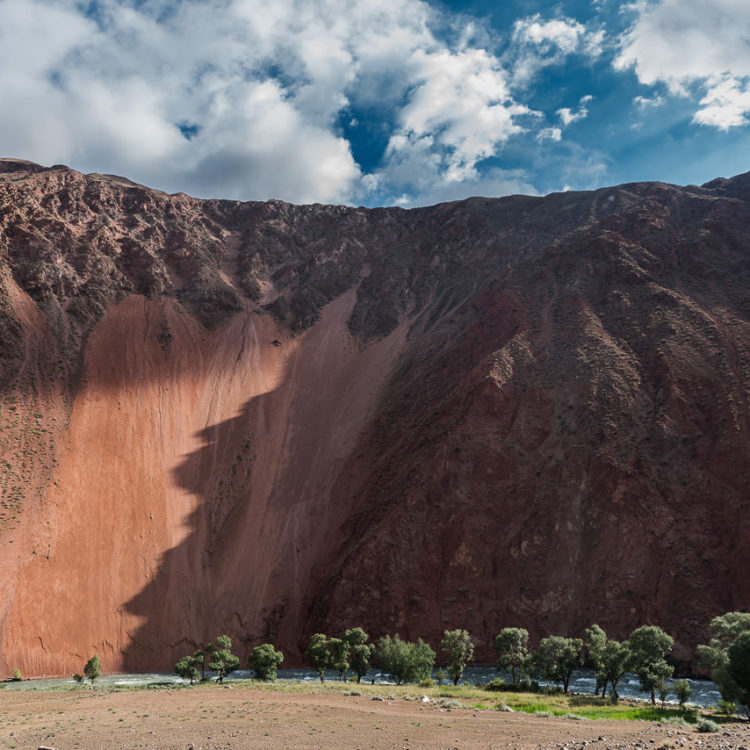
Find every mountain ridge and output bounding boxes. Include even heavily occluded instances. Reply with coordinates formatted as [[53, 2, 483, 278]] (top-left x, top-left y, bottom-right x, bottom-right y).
[[0, 159, 748, 674]]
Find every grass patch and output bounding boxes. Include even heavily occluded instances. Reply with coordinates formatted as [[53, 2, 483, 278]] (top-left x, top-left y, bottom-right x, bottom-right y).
[[495, 696, 699, 723]]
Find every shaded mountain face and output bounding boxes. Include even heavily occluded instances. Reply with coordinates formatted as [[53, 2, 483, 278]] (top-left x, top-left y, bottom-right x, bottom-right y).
[[0, 157, 749, 675]]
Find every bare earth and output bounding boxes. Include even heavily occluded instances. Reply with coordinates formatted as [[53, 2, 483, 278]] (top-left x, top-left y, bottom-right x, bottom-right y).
[[1, 686, 748, 750]]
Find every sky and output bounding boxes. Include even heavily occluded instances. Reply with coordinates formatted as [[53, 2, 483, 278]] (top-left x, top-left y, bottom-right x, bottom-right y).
[[0, 0, 749, 206]]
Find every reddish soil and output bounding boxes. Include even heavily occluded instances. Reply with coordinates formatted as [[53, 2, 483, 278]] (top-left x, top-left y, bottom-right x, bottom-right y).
[[1, 159, 749, 674], [2, 685, 747, 750]]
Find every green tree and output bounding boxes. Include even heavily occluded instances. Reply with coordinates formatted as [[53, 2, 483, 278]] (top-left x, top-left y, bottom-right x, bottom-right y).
[[440, 629, 475, 685], [345, 628, 374, 683], [248, 643, 284, 681], [375, 634, 436, 685], [657, 678, 669, 707], [697, 611, 750, 717], [83, 654, 102, 685], [628, 626, 674, 705], [306, 633, 331, 682], [585, 624, 607, 695], [697, 612, 750, 671], [494, 628, 530, 686], [208, 635, 240, 683], [175, 653, 202, 684], [599, 639, 630, 700], [673, 679, 691, 709], [534, 636, 583, 694], [329, 637, 350, 681], [727, 631, 750, 718], [410, 639, 436, 683]]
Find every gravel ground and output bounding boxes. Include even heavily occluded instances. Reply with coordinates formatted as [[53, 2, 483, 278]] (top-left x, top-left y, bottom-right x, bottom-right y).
[[0, 686, 748, 750]]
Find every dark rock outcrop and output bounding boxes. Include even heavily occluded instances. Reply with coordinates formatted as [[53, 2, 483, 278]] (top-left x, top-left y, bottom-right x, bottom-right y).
[[0, 159, 748, 674]]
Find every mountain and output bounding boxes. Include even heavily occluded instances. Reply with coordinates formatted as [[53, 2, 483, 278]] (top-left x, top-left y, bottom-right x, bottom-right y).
[[1, 158, 749, 675]]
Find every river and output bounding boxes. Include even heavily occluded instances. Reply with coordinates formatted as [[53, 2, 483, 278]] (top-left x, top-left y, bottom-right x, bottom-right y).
[[2, 666, 726, 708]]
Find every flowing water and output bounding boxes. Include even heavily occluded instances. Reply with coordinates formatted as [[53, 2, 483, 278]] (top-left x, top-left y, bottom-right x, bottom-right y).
[[2, 667, 725, 708]]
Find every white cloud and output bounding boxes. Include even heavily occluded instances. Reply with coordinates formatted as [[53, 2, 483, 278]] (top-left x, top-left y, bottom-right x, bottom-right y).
[[0, 0, 621, 204], [383, 46, 530, 185], [557, 95, 593, 126], [0, 0, 552, 204], [693, 78, 750, 130], [633, 94, 664, 109], [537, 127, 562, 142], [615, 0, 750, 129], [510, 13, 604, 86]]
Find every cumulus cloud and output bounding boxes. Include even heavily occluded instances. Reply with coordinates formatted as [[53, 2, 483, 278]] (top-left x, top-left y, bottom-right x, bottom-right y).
[[0, 0, 618, 204], [616, 0, 750, 129], [0, 0, 553, 204], [510, 14, 604, 86], [383, 47, 530, 186]]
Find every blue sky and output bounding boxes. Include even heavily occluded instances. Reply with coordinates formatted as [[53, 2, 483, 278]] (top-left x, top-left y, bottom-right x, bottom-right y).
[[1, 0, 749, 206]]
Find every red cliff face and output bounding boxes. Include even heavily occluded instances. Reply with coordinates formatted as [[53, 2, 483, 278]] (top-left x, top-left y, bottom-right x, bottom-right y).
[[0, 158, 748, 674]]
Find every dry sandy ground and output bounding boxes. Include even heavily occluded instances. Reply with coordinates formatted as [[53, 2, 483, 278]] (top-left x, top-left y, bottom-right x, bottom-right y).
[[1, 686, 749, 750]]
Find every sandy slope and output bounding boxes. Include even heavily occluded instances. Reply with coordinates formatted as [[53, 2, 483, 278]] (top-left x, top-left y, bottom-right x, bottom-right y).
[[2, 161, 750, 674]]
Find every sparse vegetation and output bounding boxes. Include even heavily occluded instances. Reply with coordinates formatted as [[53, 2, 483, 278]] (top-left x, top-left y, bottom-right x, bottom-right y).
[[345, 627, 375, 684], [207, 635, 240, 683], [697, 611, 750, 718], [307, 633, 332, 682], [175, 653, 203, 684], [83, 654, 101, 684], [627, 626, 674, 705], [673, 679, 691, 708], [440, 629, 475, 685], [534, 636, 583, 694], [375, 634, 435, 685], [248, 643, 284, 681], [696, 718, 720, 733], [494, 628, 530, 687]]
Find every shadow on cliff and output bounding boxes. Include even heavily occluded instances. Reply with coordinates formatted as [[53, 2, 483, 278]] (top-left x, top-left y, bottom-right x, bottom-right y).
[[119, 391, 279, 671]]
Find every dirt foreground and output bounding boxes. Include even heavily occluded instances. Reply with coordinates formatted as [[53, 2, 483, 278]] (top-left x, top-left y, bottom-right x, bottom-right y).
[[1, 685, 748, 750]]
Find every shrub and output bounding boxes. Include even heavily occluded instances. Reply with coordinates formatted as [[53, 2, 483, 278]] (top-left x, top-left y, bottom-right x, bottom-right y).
[[673, 679, 691, 708], [485, 678, 506, 691], [83, 655, 101, 684], [717, 699, 736, 716], [248, 643, 284, 681], [419, 677, 435, 687], [660, 716, 690, 728], [11, 669, 22, 681], [696, 718, 720, 733], [175, 654, 202, 684], [73, 674, 84, 684]]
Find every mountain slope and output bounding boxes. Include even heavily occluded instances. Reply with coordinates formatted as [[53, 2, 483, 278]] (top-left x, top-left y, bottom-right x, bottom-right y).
[[0, 159, 749, 673]]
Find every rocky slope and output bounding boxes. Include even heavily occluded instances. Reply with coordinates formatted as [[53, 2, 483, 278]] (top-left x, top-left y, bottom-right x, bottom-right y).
[[0, 157, 749, 675]]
